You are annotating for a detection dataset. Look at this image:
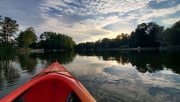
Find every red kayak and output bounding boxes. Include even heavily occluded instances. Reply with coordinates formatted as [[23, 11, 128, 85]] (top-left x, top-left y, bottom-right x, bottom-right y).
[[1, 62, 96, 102]]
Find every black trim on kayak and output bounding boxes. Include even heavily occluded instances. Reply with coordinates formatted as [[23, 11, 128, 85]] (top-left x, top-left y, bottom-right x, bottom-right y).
[[31, 70, 78, 81], [66, 91, 81, 102]]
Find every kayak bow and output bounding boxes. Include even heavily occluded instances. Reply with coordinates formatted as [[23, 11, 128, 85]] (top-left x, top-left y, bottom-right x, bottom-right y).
[[1, 62, 96, 102]]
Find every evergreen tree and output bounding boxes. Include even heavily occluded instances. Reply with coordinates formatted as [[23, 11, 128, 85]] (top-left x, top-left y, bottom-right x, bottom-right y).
[[0, 16, 19, 47]]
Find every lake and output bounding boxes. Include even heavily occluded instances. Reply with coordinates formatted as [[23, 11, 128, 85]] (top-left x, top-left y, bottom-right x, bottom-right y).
[[0, 50, 180, 102]]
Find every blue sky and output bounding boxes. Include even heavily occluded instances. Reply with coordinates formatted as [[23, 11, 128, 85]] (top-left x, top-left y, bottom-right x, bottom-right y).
[[0, 0, 180, 43]]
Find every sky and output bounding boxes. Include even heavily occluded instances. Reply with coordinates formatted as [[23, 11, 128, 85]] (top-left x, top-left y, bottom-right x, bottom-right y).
[[0, 0, 180, 43]]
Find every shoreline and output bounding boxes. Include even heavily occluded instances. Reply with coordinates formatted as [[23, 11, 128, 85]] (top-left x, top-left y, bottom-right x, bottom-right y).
[[74, 47, 180, 52], [1, 46, 180, 54]]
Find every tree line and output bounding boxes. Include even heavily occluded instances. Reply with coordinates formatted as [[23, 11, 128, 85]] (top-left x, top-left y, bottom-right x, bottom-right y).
[[75, 21, 180, 50], [0, 15, 180, 50], [0, 15, 75, 50]]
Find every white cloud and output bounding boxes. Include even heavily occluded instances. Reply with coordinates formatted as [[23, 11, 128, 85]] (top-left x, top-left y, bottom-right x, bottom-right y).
[[156, 0, 167, 3], [39, 0, 180, 42], [162, 17, 180, 25], [1, 0, 180, 43], [137, 4, 180, 24], [40, 0, 148, 41], [139, 72, 180, 90], [86, 0, 150, 14], [26, 0, 180, 42]]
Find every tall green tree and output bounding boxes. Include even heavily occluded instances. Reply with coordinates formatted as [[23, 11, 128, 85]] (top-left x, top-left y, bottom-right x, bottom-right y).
[[0, 16, 19, 47], [130, 22, 164, 47], [101, 38, 112, 49], [115, 33, 129, 48], [130, 23, 148, 47], [95, 40, 101, 49], [0, 15, 2, 25], [39, 31, 75, 50], [163, 20, 180, 46], [17, 27, 37, 48], [145, 22, 164, 47], [0, 15, 2, 46]]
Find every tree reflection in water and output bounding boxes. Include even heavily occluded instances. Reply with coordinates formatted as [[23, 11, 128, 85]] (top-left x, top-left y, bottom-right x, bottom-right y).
[[36, 51, 76, 67], [18, 53, 38, 75], [0, 51, 76, 90], [0, 50, 180, 101], [0, 51, 76, 99], [75, 50, 180, 102], [75, 50, 180, 75], [0, 53, 20, 90]]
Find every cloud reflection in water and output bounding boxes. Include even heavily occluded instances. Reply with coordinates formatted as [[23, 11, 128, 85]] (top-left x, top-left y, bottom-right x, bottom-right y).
[[64, 55, 180, 102]]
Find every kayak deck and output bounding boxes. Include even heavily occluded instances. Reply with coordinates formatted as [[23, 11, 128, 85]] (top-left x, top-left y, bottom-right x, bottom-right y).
[[16, 74, 79, 102], [1, 62, 96, 102]]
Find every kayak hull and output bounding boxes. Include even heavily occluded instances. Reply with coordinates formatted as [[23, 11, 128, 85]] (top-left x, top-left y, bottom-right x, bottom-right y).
[[1, 62, 96, 102]]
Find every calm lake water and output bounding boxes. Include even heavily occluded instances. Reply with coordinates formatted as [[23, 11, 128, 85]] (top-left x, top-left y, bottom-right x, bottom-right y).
[[0, 50, 180, 102]]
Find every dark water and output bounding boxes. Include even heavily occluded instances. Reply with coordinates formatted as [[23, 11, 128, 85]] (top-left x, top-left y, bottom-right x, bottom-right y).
[[0, 50, 180, 102]]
